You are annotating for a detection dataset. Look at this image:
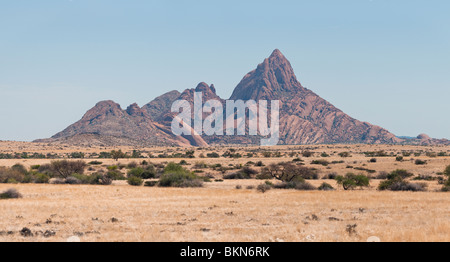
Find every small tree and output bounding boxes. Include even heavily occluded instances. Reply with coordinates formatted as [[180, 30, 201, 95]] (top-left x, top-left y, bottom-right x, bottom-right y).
[[50, 160, 86, 179], [111, 150, 126, 161], [336, 173, 370, 190], [262, 162, 316, 182]]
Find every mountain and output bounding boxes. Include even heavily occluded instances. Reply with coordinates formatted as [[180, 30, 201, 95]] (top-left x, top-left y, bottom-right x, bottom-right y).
[[229, 49, 402, 145], [35, 100, 192, 147], [142, 90, 181, 122], [37, 49, 448, 147]]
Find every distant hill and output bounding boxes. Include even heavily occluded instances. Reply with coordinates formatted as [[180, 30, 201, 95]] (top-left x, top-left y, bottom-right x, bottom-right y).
[[35, 49, 449, 146]]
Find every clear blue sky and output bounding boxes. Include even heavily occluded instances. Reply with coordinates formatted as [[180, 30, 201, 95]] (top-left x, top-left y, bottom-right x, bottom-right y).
[[1, 0, 449, 141]]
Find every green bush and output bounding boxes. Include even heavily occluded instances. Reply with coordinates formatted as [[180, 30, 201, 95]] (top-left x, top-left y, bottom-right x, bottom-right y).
[[33, 173, 50, 184], [127, 167, 144, 178], [257, 183, 272, 193], [107, 170, 126, 180], [88, 161, 103, 165], [49, 160, 86, 178], [415, 159, 427, 165], [70, 173, 90, 184], [127, 161, 138, 169], [311, 160, 330, 166], [144, 181, 158, 187], [0, 167, 25, 183], [335, 173, 370, 190], [0, 188, 22, 199], [107, 165, 118, 171], [89, 173, 112, 185], [388, 169, 414, 180], [159, 172, 203, 188], [30, 165, 41, 170], [318, 182, 335, 191], [11, 164, 28, 175], [127, 176, 143, 186], [164, 162, 186, 174]]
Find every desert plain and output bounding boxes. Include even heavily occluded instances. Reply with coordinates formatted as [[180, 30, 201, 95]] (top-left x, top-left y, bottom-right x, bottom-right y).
[[0, 141, 449, 242]]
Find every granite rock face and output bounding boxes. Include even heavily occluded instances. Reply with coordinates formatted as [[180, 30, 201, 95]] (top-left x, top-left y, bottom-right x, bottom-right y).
[[38, 49, 449, 146]]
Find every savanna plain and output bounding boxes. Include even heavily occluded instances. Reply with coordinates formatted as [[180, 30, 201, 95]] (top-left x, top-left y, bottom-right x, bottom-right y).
[[0, 142, 449, 242]]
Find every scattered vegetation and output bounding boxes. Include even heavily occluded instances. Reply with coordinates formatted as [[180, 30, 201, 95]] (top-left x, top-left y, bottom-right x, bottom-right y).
[[0, 188, 22, 199], [378, 169, 426, 191], [335, 173, 370, 190]]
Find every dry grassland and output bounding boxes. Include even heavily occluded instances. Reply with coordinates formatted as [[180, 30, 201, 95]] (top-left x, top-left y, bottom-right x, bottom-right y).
[[0, 142, 449, 242]]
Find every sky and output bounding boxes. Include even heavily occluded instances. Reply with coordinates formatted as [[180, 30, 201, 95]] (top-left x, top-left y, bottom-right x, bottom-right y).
[[0, 0, 449, 141]]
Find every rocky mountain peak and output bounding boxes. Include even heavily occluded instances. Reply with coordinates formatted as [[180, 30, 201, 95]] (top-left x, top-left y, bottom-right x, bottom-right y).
[[195, 82, 217, 95], [126, 103, 146, 117]]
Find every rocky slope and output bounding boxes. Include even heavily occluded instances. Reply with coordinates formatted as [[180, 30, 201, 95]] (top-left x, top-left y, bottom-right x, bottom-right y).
[[37, 49, 449, 146]]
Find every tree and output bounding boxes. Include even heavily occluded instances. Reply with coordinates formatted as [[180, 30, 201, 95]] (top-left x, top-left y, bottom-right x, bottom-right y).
[[50, 160, 87, 179], [336, 173, 370, 190], [111, 150, 126, 161], [262, 162, 317, 182]]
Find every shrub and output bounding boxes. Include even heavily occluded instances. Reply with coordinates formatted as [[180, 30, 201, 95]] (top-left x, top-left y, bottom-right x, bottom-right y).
[[164, 162, 186, 174], [262, 162, 318, 182], [127, 161, 138, 169], [0, 167, 25, 183], [338, 152, 351, 158], [223, 172, 251, 180], [127, 176, 143, 186], [158, 172, 203, 188], [33, 173, 50, 184], [415, 159, 427, 165], [318, 182, 335, 191], [107, 165, 118, 171], [70, 152, 85, 159], [235, 185, 242, 190], [375, 171, 389, 180], [0, 188, 22, 199], [144, 181, 158, 187], [255, 161, 264, 167], [311, 160, 330, 166], [385, 181, 427, 192], [335, 173, 370, 190], [127, 167, 145, 178], [388, 169, 414, 180], [257, 183, 272, 193], [50, 160, 87, 178], [273, 180, 315, 190], [369, 158, 377, 163], [141, 166, 156, 179], [65, 176, 82, 185], [89, 173, 112, 185], [206, 152, 220, 158], [302, 151, 314, 157], [107, 170, 126, 180], [255, 173, 273, 180], [321, 153, 330, 157], [70, 174, 91, 184], [396, 156, 404, 162], [323, 172, 338, 180], [88, 161, 103, 165], [30, 165, 41, 170], [441, 165, 450, 192], [11, 164, 28, 175], [294, 181, 316, 191]]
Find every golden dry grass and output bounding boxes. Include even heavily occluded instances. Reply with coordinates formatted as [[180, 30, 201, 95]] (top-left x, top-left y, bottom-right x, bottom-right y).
[[1, 181, 449, 242], [0, 142, 449, 242]]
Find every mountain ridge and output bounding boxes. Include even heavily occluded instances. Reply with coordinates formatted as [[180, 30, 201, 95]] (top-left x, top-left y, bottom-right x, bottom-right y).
[[35, 49, 449, 146]]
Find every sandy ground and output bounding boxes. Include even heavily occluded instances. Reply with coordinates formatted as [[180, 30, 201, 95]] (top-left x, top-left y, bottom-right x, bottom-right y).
[[0, 142, 449, 242], [1, 181, 449, 242]]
